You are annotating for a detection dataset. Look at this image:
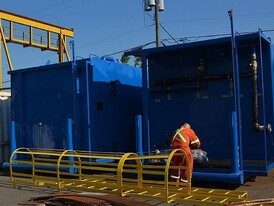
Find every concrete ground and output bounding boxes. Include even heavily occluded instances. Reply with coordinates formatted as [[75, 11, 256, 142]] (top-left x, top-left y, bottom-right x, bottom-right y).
[[0, 169, 273, 206], [237, 170, 274, 200]]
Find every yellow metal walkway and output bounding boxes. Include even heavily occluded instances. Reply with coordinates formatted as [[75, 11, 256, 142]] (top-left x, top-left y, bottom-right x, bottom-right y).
[[9, 148, 248, 205]]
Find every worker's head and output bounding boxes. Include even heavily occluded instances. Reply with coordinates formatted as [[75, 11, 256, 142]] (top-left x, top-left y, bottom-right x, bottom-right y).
[[182, 123, 191, 129]]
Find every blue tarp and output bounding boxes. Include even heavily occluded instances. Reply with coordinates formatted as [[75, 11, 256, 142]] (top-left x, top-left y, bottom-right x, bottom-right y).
[[92, 57, 142, 87]]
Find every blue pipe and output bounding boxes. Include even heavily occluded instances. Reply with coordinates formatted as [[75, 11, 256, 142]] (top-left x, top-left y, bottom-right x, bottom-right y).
[[67, 118, 74, 173], [67, 119, 73, 150], [192, 171, 243, 184], [193, 12, 244, 184], [2, 120, 16, 168], [3, 121, 16, 168], [71, 40, 79, 141], [10, 121, 17, 159], [228, 9, 243, 171], [231, 111, 240, 173], [86, 58, 92, 151], [135, 115, 143, 156], [141, 55, 151, 154]]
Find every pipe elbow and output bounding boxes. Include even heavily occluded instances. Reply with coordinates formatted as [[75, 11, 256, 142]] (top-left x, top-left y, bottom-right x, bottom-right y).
[[254, 123, 272, 132], [254, 123, 260, 130]]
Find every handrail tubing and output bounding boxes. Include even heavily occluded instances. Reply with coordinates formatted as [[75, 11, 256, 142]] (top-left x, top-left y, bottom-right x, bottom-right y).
[[10, 147, 191, 202]]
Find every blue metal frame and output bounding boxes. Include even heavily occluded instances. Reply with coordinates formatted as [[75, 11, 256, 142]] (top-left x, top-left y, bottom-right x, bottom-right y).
[[141, 55, 151, 154], [258, 30, 268, 170], [229, 11, 243, 172], [86, 59, 92, 152]]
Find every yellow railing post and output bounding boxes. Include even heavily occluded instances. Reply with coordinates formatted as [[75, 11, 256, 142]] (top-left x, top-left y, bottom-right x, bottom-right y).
[[57, 150, 70, 192], [136, 157, 143, 188], [117, 152, 139, 197], [165, 148, 192, 202], [75, 152, 82, 181], [165, 149, 178, 202], [9, 147, 35, 187], [9, 147, 19, 187]]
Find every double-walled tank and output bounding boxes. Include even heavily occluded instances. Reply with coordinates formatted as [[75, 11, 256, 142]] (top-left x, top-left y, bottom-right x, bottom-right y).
[[126, 32, 274, 183], [10, 57, 142, 153]]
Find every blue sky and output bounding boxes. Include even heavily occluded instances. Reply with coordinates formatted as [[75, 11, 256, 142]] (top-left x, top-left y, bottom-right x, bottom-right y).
[[1, 0, 274, 86]]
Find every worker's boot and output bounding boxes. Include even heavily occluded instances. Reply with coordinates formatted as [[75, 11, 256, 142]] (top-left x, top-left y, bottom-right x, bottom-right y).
[[170, 175, 180, 186], [180, 178, 188, 183]]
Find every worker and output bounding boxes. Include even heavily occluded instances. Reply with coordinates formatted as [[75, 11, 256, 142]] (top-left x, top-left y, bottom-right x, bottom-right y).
[[170, 123, 201, 183]]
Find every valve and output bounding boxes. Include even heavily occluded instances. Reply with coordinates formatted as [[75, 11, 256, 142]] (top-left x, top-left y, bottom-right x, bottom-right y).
[[254, 123, 272, 132]]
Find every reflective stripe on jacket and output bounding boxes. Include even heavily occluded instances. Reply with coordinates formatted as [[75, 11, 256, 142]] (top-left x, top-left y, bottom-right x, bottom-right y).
[[171, 127, 201, 149]]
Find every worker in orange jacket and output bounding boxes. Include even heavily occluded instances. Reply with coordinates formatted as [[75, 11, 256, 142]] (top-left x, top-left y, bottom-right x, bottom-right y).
[[170, 123, 201, 183]]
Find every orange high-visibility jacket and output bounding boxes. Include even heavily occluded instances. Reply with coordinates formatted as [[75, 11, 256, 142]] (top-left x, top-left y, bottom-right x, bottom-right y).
[[171, 127, 201, 151]]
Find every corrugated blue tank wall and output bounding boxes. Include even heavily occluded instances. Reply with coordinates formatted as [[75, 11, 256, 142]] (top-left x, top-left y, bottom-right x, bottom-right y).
[[125, 32, 274, 179], [10, 57, 142, 153]]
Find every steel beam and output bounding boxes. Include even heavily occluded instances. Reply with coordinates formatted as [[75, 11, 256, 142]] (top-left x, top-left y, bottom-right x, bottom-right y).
[[0, 9, 74, 88], [0, 20, 13, 73], [0, 10, 73, 37]]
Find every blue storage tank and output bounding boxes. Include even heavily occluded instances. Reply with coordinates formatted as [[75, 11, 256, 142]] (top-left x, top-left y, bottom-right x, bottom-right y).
[[125, 32, 274, 183], [9, 57, 142, 153]]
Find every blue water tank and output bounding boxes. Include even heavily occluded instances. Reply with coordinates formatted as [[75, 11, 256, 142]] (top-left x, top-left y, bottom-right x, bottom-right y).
[[125, 32, 274, 182], [9, 57, 142, 153]]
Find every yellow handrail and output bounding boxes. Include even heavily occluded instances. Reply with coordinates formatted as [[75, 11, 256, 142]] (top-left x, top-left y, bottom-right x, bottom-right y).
[[9, 147, 35, 187], [9, 148, 191, 203]]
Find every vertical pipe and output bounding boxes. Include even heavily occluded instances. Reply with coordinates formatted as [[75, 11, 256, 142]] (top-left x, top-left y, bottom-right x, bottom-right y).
[[228, 10, 243, 171], [70, 40, 78, 143], [76, 78, 80, 94], [250, 45, 271, 132], [251, 49, 259, 128], [85, 60, 92, 151], [135, 115, 143, 156], [71, 40, 76, 65], [67, 118, 74, 173], [10, 121, 17, 159], [67, 119, 73, 150], [142, 55, 151, 154], [231, 112, 240, 173]]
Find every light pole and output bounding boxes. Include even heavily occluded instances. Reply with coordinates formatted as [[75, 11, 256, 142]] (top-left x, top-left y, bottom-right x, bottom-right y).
[[144, 0, 165, 47]]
